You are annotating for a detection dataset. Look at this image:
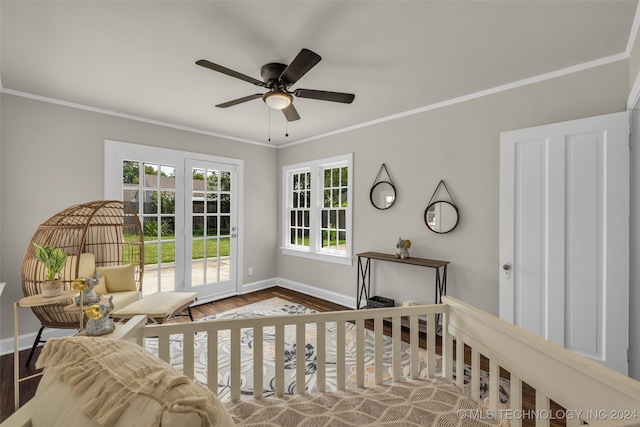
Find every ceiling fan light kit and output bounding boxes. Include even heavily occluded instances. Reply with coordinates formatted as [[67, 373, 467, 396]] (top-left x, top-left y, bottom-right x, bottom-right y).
[[263, 91, 292, 110], [196, 48, 355, 123]]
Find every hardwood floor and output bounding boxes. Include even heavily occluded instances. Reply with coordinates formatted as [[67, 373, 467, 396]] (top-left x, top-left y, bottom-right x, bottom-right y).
[[1, 287, 560, 426]]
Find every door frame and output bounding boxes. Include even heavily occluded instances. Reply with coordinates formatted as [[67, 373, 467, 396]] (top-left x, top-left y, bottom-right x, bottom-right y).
[[104, 140, 244, 301]]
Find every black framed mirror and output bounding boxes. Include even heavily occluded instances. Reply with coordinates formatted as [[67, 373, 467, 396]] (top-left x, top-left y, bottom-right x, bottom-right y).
[[370, 163, 396, 210], [370, 181, 396, 210], [424, 200, 459, 233]]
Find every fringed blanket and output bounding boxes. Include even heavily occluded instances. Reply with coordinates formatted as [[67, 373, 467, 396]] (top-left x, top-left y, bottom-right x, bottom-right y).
[[36, 336, 234, 427]]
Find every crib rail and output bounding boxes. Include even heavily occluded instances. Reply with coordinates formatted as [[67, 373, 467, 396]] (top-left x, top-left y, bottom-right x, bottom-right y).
[[442, 296, 640, 427], [138, 304, 444, 401]]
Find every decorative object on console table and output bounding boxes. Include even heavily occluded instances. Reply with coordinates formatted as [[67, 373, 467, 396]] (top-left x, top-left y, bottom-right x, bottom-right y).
[[394, 237, 411, 259], [370, 163, 396, 210], [32, 243, 67, 297], [424, 180, 459, 234]]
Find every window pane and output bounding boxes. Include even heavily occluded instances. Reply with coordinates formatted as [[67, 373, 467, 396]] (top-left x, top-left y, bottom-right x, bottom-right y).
[[123, 160, 139, 184], [303, 211, 309, 227], [207, 216, 218, 236], [324, 189, 331, 208], [332, 168, 339, 186], [220, 194, 231, 213], [192, 216, 204, 237], [207, 194, 218, 213], [161, 217, 175, 237], [293, 192, 298, 208], [160, 191, 175, 214], [160, 241, 175, 264], [123, 189, 139, 213], [341, 167, 348, 186], [206, 238, 218, 258], [305, 191, 311, 208], [207, 170, 218, 191], [143, 163, 159, 188], [160, 165, 175, 189], [143, 217, 158, 239], [144, 191, 157, 214], [322, 210, 328, 228], [220, 216, 231, 236], [221, 171, 231, 191], [193, 168, 205, 190]]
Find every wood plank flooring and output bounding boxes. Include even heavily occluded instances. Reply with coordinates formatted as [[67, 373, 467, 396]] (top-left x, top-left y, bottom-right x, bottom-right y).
[[1, 287, 560, 426]]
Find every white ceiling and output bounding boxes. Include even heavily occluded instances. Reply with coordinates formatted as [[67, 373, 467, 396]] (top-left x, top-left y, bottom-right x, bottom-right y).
[[1, 1, 637, 147]]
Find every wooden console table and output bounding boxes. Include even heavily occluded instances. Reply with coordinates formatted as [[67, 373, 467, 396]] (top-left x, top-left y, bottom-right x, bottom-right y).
[[356, 252, 449, 309]]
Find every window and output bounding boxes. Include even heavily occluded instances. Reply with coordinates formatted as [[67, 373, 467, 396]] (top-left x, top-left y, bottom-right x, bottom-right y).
[[282, 153, 353, 265]]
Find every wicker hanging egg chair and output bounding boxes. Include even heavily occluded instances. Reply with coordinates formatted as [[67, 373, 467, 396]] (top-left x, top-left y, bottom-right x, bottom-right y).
[[21, 200, 144, 361]]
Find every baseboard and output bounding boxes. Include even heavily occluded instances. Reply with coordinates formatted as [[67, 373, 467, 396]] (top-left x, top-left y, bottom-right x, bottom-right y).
[[275, 277, 357, 309], [1, 327, 76, 356], [238, 277, 279, 294]]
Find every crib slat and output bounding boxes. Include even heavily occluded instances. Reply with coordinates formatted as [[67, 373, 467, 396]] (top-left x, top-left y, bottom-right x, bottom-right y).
[[184, 332, 195, 379], [427, 313, 436, 378], [392, 316, 401, 381], [455, 338, 464, 389], [207, 330, 218, 395], [253, 327, 263, 398], [535, 390, 550, 427], [510, 374, 523, 427], [443, 311, 453, 380], [489, 360, 499, 415], [296, 323, 306, 394], [410, 315, 419, 380], [471, 348, 480, 402], [336, 320, 345, 390], [275, 324, 285, 397], [316, 321, 326, 393], [356, 319, 365, 388], [374, 317, 383, 385], [158, 334, 170, 364], [230, 328, 241, 401]]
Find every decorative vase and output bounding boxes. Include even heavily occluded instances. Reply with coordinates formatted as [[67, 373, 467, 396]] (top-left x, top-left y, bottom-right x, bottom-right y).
[[41, 279, 63, 297]]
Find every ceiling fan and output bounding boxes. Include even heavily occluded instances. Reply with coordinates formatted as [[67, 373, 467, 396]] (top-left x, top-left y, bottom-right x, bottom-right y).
[[196, 48, 355, 122]]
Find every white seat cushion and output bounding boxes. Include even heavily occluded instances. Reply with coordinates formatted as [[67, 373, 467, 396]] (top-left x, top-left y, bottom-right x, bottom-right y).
[[102, 290, 141, 312], [112, 292, 197, 320]]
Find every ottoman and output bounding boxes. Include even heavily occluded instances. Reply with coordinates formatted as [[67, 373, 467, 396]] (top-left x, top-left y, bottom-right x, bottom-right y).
[[112, 292, 198, 324]]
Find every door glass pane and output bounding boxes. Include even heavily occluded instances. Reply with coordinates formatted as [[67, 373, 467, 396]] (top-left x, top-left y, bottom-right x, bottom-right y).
[[188, 163, 234, 291]]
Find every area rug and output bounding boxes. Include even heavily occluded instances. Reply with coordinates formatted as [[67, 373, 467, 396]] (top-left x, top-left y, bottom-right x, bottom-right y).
[[144, 297, 509, 404]]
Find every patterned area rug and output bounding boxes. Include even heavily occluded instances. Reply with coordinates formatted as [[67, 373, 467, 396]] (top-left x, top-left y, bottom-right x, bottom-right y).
[[144, 297, 509, 404]]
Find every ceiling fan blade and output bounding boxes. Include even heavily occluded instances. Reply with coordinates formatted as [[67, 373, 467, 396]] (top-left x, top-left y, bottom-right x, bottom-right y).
[[282, 104, 300, 121], [196, 59, 265, 87], [280, 48, 322, 86], [294, 88, 355, 104], [216, 93, 263, 108]]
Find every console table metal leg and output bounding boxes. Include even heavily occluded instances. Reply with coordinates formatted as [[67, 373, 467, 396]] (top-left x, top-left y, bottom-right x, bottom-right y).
[[356, 256, 372, 309]]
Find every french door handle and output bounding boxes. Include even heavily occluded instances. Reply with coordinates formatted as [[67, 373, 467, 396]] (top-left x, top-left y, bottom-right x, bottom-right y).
[[503, 262, 512, 279]]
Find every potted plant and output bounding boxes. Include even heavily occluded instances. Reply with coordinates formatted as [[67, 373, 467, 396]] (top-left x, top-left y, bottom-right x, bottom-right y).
[[33, 243, 67, 297]]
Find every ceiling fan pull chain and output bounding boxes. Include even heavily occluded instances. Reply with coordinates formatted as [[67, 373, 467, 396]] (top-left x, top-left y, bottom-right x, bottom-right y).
[[268, 108, 271, 142]]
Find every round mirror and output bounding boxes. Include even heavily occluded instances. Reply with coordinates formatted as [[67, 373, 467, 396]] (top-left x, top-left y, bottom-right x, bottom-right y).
[[370, 181, 396, 210], [424, 201, 459, 233]]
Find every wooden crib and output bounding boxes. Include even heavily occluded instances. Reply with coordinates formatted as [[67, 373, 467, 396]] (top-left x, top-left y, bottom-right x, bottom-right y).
[[116, 295, 640, 426]]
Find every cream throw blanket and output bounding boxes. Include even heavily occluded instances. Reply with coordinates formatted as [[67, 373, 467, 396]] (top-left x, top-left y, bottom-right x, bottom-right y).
[[36, 336, 233, 427]]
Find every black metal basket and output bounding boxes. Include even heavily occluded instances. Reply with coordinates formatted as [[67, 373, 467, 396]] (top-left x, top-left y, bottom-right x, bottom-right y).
[[366, 295, 395, 309]]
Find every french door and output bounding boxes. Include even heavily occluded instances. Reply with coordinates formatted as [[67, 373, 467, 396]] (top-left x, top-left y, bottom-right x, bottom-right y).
[[185, 159, 238, 299], [104, 141, 241, 301]]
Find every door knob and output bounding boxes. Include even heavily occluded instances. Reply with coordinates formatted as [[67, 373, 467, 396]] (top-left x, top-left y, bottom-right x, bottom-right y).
[[503, 262, 511, 279]]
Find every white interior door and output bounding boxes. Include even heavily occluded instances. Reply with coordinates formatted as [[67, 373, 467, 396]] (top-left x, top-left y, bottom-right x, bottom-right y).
[[185, 159, 238, 300], [499, 111, 629, 374]]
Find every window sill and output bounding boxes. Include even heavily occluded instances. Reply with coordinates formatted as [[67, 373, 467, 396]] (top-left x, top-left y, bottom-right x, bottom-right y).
[[281, 248, 353, 266]]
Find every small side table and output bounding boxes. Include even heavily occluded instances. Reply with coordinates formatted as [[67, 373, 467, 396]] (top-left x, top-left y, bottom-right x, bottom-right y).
[[13, 290, 78, 410]]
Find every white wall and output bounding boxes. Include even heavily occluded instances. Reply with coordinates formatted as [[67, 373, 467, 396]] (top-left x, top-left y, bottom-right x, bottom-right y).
[[630, 108, 640, 380], [0, 93, 278, 341], [277, 61, 629, 317]]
